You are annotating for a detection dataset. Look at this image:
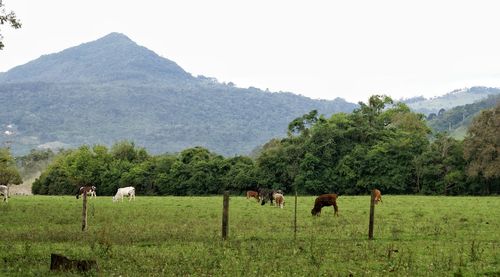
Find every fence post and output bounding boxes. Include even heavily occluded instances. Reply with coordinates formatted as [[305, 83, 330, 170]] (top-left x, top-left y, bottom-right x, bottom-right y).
[[82, 191, 87, 231], [368, 189, 375, 240], [222, 191, 229, 240], [294, 190, 298, 240]]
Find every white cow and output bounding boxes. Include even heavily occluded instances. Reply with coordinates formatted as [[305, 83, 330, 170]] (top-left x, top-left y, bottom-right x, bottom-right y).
[[112, 186, 135, 202], [0, 185, 8, 203]]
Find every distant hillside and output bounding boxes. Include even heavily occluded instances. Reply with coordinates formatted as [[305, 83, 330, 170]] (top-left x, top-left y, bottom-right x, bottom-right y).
[[403, 87, 500, 115], [0, 33, 357, 156], [426, 94, 500, 139]]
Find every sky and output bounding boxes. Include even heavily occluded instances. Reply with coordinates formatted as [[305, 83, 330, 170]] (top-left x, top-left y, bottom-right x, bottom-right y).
[[1, 0, 500, 103]]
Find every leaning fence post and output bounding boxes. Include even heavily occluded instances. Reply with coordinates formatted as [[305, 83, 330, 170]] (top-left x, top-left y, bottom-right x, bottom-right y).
[[222, 191, 229, 240], [82, 191, 88, 231], [368, 189, 375, 240]]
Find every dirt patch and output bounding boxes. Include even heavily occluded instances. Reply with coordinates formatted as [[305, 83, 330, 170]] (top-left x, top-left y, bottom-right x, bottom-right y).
[[9, 173, 40, 196]]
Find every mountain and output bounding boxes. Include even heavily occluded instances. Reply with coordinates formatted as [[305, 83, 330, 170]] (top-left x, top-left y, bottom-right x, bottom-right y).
[[402, 87, 500, 115], [0, 33, 357, 156], [0, 33, 193, 84], [426, 94, 500, 139]]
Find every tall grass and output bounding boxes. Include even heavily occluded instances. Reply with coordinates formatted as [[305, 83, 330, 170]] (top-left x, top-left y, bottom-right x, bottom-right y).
[[0, 195, 498, 276]]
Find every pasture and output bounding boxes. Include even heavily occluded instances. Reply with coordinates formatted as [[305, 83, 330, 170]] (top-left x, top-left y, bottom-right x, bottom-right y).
[[0, 195, 499, 276]]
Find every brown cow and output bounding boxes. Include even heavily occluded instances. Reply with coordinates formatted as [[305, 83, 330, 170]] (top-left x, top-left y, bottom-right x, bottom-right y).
[[274, 193, 285, 208], [246, 190, 259, 201], [373, 189, 382, 204], [311, 194, 338, 216]]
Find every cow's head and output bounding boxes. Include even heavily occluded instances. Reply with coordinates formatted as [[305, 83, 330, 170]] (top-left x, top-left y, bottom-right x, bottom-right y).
[[311, 208, 321, 216]]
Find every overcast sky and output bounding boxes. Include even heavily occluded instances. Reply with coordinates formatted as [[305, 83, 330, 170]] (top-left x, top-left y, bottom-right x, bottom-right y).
[[1, 0, 500, 103]]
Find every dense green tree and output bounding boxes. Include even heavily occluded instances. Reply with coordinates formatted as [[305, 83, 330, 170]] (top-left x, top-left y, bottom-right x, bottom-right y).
[[0, 147, 22, 186], [257, 95, 431, 195], [414, 134, 468, 195], [463, 103, 500, 194], [30, 95, 497, 196], [111, 141, 149, 163], [32, 152, 73, 195], [220, 156, 258, 193]]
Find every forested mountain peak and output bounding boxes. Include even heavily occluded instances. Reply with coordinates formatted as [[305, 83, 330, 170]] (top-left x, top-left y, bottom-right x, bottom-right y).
[[0, 32, 192, 84], [0, 33, 357, 156]]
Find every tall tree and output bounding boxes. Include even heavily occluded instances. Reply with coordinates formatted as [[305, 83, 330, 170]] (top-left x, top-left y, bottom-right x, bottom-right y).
[[0, 147, 22, 186], [463, 103, 500, 193]]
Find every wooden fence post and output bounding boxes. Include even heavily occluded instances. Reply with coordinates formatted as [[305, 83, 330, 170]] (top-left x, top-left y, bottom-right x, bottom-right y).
[[368, 189, 375, 240], [82, 192, 87, 231], [222, 191, 229, 240], [294, 190, 298, 240]]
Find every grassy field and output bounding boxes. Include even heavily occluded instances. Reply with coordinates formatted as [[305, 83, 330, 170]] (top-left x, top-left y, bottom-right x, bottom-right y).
[[0, 195, 499, 276]]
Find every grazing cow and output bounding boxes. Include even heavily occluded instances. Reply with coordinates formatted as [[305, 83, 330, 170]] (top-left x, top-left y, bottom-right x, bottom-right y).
[[112, 186, 135, 202], [311, 194, 339, 216], [373, 189, 382, 204], [274, 193, 285, 208], [246, 190, 260, 201], [259, 188, 283, 206], [0, 185, 8, 203], [76, 186, 97, 199]]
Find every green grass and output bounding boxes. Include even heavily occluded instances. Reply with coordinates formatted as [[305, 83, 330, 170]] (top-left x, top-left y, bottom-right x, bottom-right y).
[[1, 195, 499, 276]]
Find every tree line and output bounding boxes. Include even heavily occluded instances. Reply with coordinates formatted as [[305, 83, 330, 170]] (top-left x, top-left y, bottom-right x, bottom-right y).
[[3, 95, 498, 196]]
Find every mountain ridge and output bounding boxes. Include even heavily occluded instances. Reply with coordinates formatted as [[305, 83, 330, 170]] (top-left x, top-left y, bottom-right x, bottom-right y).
[[402, 86, 500, 115], [0, 33, 357, 155]]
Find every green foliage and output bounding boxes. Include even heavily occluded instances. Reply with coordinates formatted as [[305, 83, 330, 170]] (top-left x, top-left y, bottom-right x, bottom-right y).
[[463, 103, 500, 194], [257, 95, 433, 195], [0, 147, 21, 185], [414, 134, 470, 195], [0, 0, 22, 50], [32, 143, 258, 196], [31, 94, 499, 196]]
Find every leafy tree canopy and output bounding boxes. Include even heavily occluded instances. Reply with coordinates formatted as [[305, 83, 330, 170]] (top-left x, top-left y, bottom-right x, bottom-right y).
[[0, 147, 22, 185]]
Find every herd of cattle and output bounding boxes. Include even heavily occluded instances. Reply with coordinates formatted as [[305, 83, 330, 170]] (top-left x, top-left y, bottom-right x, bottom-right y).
[[246, 188, 382, 215], [75, 186, 136, 202], [2, 184, 382, 216]]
